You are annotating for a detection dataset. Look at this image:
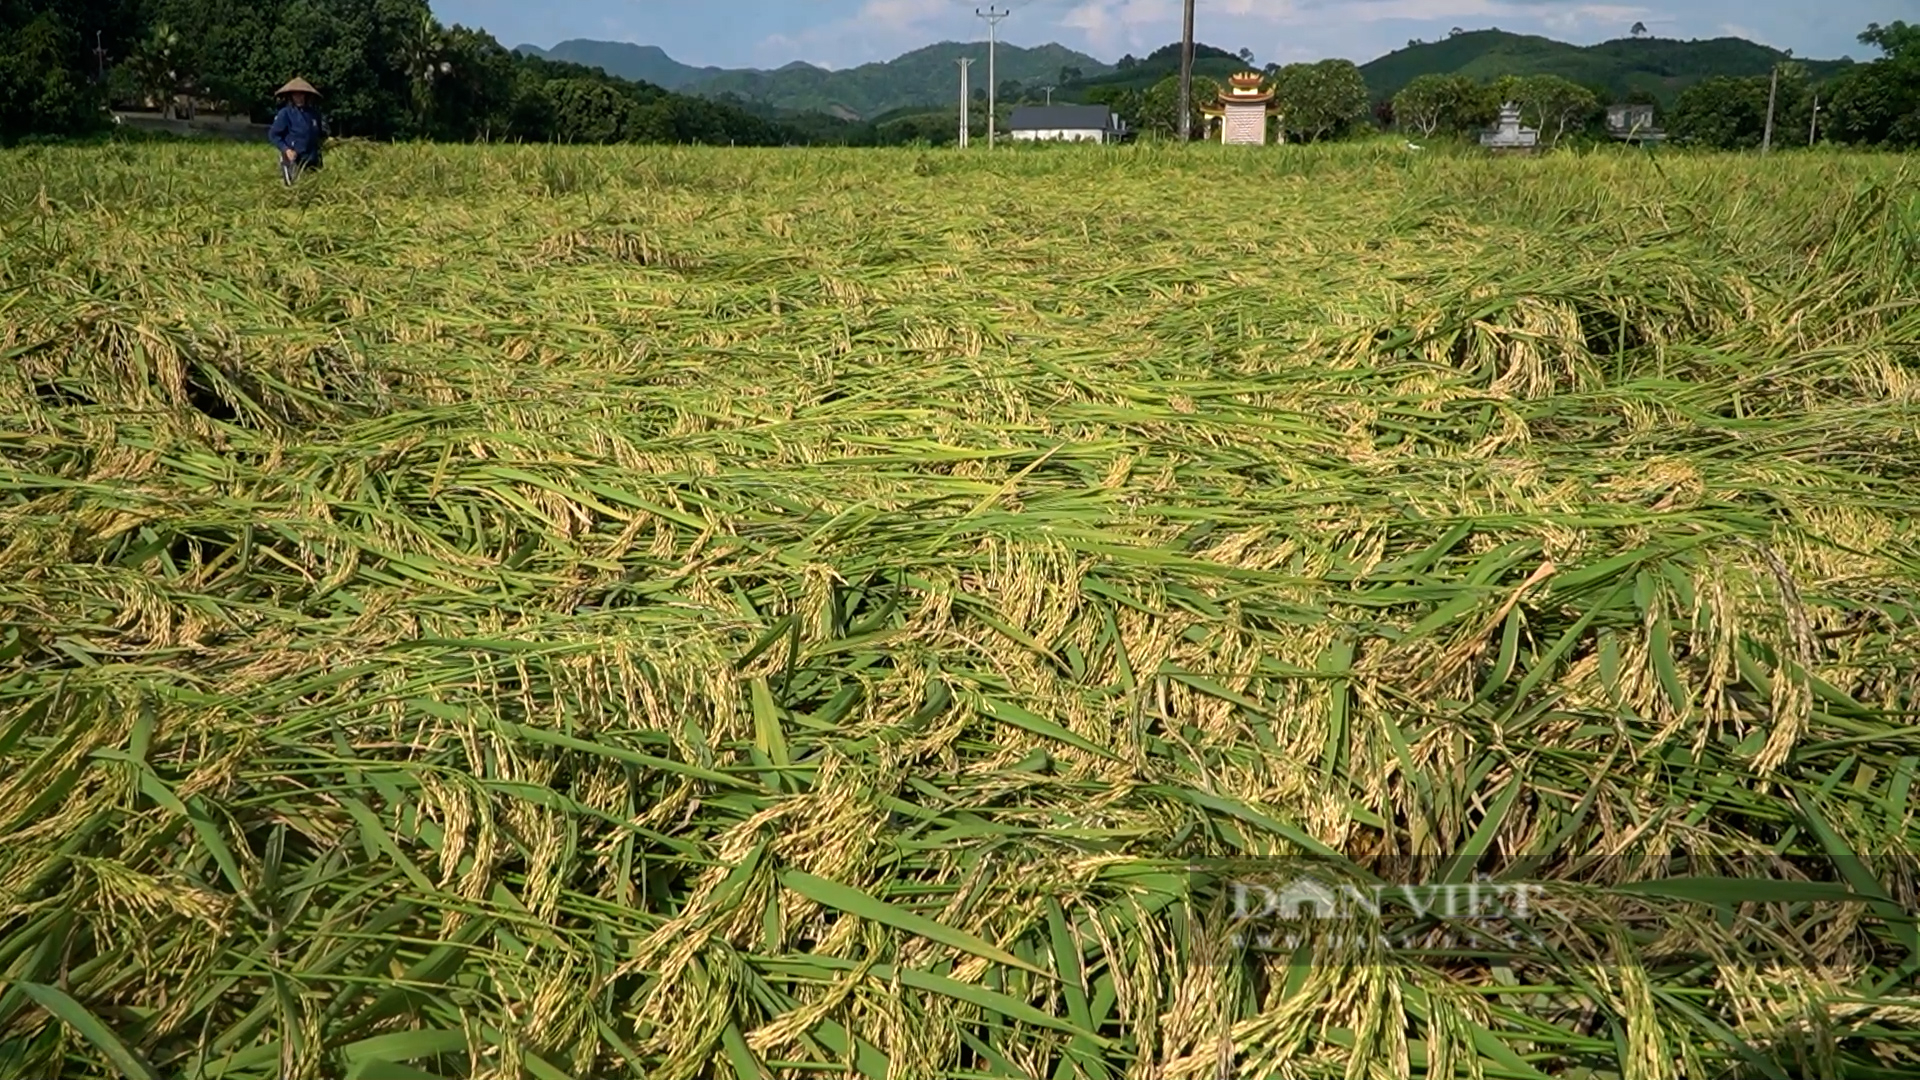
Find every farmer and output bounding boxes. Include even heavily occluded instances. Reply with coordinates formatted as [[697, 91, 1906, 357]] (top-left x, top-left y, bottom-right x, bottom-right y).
[[268, 78, 326, 185]]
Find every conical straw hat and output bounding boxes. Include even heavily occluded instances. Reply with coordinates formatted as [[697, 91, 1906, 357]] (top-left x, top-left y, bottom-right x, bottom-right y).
[[276, 77, 320, 97]]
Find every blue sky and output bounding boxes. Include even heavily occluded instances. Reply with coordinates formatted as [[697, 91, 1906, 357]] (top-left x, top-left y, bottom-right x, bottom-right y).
[[435, 0, 1906, 71]]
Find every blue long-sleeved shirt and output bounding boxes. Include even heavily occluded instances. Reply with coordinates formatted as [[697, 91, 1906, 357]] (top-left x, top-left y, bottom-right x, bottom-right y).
[[268, 104, 325, 164]]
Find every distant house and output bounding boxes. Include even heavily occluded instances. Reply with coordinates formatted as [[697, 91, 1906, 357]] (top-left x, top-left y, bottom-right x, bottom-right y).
[[1007, 104, 1125, 143], [1607, 103, 1666, 143], [1480, 102, 1539, 152]]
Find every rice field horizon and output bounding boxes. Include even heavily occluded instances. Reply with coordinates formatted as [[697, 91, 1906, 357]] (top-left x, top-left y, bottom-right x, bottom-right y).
[[2, 140, 1919, 1079]]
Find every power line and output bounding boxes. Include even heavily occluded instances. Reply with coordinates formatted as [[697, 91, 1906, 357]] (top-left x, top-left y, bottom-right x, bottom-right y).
[[977, 6, 1009, 148]]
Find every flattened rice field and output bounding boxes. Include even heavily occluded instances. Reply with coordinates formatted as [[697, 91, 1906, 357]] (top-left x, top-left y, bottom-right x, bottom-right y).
[[3, 141, 1920, 1079]]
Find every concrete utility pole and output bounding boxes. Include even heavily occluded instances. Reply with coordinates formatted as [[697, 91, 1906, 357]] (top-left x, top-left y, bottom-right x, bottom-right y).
[[1809, 93, 1821, 146], [1178, 0, 1196, 141], [1761, 63, 1779, 153], [1042, 85, 1055, 105], [94, 31, 106, 83], [958, 58, 973, 147], [977, 6, 1009, 148]]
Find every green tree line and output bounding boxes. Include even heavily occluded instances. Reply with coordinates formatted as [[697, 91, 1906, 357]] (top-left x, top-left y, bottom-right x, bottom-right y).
[[1668, 23, 1917, 149], [0, 0, 869, 146], [1387, 22, 1917, 150], [1390, 73, 1619, 148], [10, 5, 1909, 152], [1080, 60, 1373, 143]]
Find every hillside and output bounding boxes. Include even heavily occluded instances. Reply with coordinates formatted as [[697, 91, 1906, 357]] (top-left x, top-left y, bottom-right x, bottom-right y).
[[692, 42, 1108, 119], [1056, 42, 1247, 101], [517, 40, 1108, 120], [513, 41, 734, 90], [1360, 30, 1853, 102], [512, 29, 1859, 121]]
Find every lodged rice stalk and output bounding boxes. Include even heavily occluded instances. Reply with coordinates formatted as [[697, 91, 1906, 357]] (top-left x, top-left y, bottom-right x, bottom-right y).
[[1, 139, 1919, 1079]]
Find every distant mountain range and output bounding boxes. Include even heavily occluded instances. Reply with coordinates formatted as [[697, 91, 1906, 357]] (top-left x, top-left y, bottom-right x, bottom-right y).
[[514, 42, 730, 91], [515, 40, 1110, 120], [517, 29, 1850, 120]]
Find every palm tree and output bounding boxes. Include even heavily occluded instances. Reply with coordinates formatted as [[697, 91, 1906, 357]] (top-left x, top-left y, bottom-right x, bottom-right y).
[[128, 23, 188, 118], [396, 11, 454, 135], [1631, 21, 1648, 38]]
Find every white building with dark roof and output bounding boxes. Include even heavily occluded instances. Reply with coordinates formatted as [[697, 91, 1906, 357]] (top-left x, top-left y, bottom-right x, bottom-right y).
[[1007, 104, 1125, 143]]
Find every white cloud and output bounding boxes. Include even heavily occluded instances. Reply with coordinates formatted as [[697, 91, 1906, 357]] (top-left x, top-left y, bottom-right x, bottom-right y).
[[1063, 0, 1655, 36], [859, 0, 949, 32], [1061, 0, 1177, 55], [1718, 22, 1772, 46], [754, 0, 977, 69]]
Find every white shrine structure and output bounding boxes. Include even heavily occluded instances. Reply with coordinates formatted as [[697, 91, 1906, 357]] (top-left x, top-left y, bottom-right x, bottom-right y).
[[1480, 102, 1539, 152], [1201, 72, 1281, 145]]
